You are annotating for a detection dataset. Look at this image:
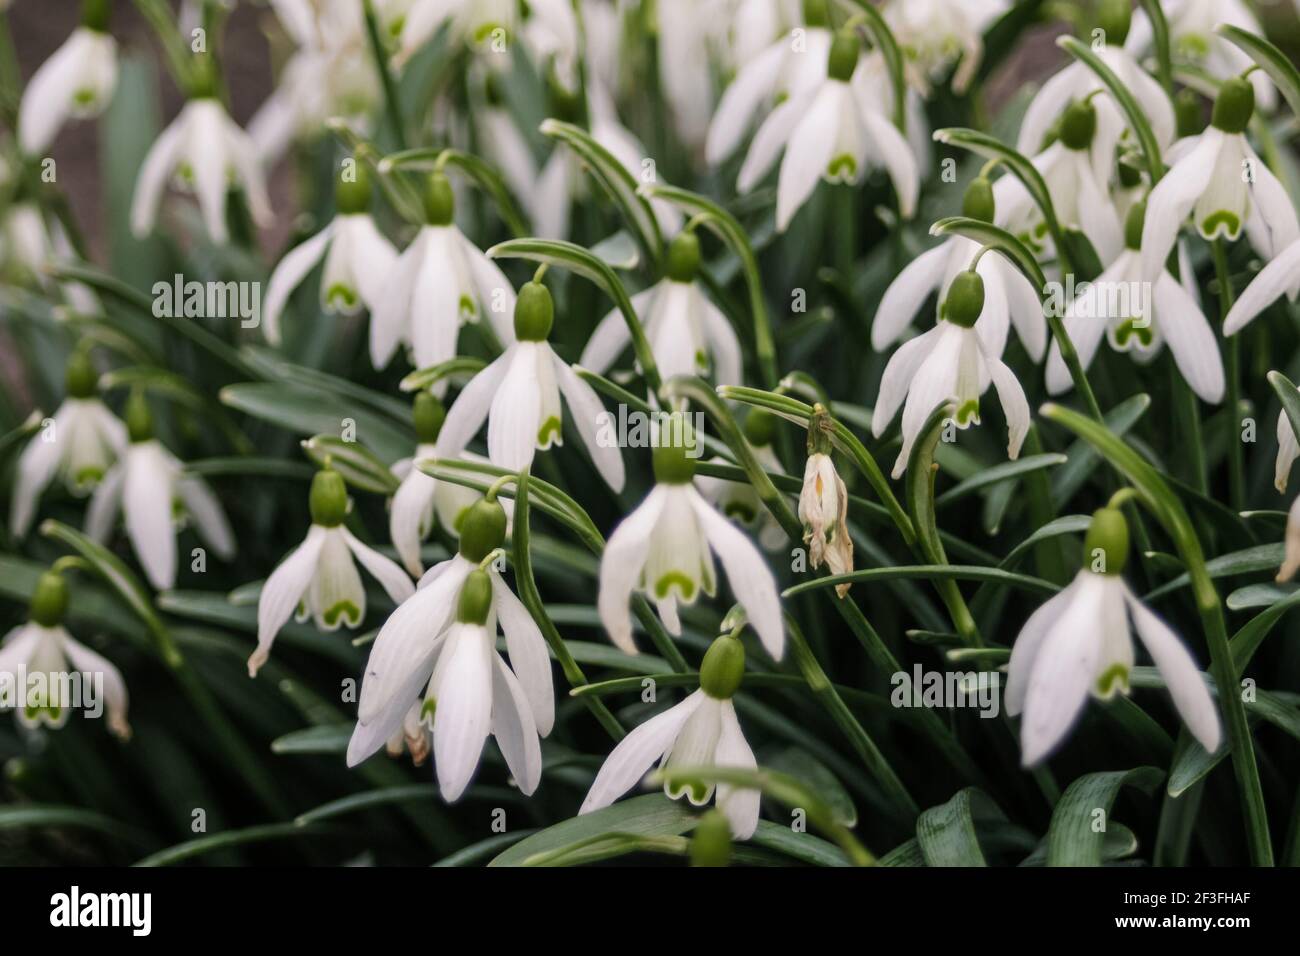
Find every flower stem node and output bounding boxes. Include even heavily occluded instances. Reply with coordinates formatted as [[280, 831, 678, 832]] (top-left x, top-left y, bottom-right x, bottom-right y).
[[1097, 0, 1131, 46], [742, 409, 777, 448], [700, 634, 745, 699], [422, 171, 455, 226], [513, 281, 554, 342], [1084, 506, 1129, 576], [455, 569, 494, 625], [29, 571, 69, 628], [82, 0, 110, 33], [827, 29, 860, 83], [944, 270, 984, 328], [412, 392, 446, 444], [652, 412, 699, 484], [65, 351, 98, 399], [125, 389, 153, 443], [665, 230, 701, 283], [1123, 200, 1146, 251], [690, 809, 734, 867], [309, 468, 350, 527], [962, 177, 996, 224], [1211, 76, 1255, 135], [335, 161, 373, 215], [458, 498, 508, 562], [1058, 99, 1097, 151]]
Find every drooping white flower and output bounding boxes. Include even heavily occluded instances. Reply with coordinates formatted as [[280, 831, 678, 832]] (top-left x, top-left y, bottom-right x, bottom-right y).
[[990, 98, 1123, 263], [872, 176, 1046, 360], [581, 634, 760, 838], [520, 0, 581, 91], [798, 409, 853, 595], [579, 231, 742, 386], [433, 280, 626, 491], [598, 415, 784, 659], [883, 0, 1008, 94], [0, 571, 130, 739], [348, 500, 554, 803], [250, 0, 379, 163], [1018, 5, 1173, 158], [370, 171, 516, 371], [737, 28, 918, 231], [705, 18, 830, 168], [1006, 505, 1221, 765], [85, 393, 235, 592], [1141, 77, 1299, 286], [248, 468, 415, 677], [130, 97, 273, 244], [262, 164, 397, 349], [1046, 200, 1224, 403], [872, 271, 1031, 478], [1276, 403, 1300, 494], [10, 353, 126, 539], [1223, 237, 1300, 338], [18, 12, 118, 156], [393, 0, 517, 66], [1278, 494, 1300, 582], [1127, 0, 1275, 111]]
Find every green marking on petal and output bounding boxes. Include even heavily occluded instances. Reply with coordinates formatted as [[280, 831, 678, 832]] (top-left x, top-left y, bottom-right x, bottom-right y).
[[1115, 319, 1154, 348], [420, 697, 436, 721], [537, 415, 562, 446], [666, 778, 712, 804], [323, 599, 362, 628], [72, 465, 105, 488], [654, 571, 697, 601], [458, 294, 477, 321], [73, 88, 98, 107], [1199, 210, 1241, 240], [1095, 663, 1130, 698], [827, 154, 857, 180], [955, 399, 980, 427], [326, 283, 358, 309], [723, 501, 757, 523], [1177, 34, 1210, 59]]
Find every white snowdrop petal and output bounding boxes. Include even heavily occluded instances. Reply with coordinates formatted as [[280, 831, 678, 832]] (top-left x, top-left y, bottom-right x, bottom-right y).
[[580, 691, 704, 814]]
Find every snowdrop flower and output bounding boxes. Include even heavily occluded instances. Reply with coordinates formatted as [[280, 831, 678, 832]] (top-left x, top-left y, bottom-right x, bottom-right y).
[[393, 0, 517, 66], [130, 92, 273, 244], [1141, 77, 1299, 286], [798, 406, 853, 595], [1278, 495, 1300, 582], [598, 413, 784, 658], [884, 0, 1008, 94], [348, 498, 554, 803], [249, 468, 415, 677], [872, 270, 1031, 478], [262, 163, 397, 350], [10, 352, 126, 539], [250, 0, 379, 163], [371, 172, 516, 371], [1047, 200, 1224, 403], [0, 202, 53, 284], [992, 99, 1123, 263], [434, 280, 626, 491], [694, 410, 787, 552], [705, 5, 831, 168], [1223, 238, 1300, 338], [1006, 505, 1221, 764], [581, 634, 760, 839], [86, 392, 235, 592], [1018, 1, 1172, 158], [17, 0, 117, 156], [737, 28, 918, 232], [0, 571, 130, 739], [580, 232, 743, 386], [1127, 0, 1275, 111], [1275, 408, 1300, 494], [520, 0, 581, 91], [872, 175, 1046, 360]]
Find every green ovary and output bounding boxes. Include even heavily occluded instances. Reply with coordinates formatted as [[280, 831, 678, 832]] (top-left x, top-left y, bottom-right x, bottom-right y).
[[654, 571, 697, 601], [537, 416, 562, 446]]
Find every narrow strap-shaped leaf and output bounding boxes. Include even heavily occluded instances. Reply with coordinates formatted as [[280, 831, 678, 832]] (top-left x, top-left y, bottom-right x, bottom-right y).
[[1046, 767, 1163, 866], [301, 434, 401, 495], [488, 793, 699, 866], [916, 788, 1007, 866], [134, 823, 339, 867], [1217, 25, 1300, 120], [935, 453, 1067, 507]]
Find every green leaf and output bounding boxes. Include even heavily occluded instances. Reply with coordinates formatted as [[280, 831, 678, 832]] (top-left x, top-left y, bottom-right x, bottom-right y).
[[380, 147, 530, 236], [0, 805, 152, 849], [539, 119, 662, 269], [930, 216, 1046, 289], [763, 748, 858, 828], [1051, 393, 1151, 508], [302, 435, 401, 495], [296, 784, 439, 824], [935, 453, 1067, 507], [783, 565, 1059, 599], [270, 725, 351, 755], [134, 823, 338, 867], [1217, 25, 1300, 120], [750, 821, 852, 867], [398, 356, 487, 394], [488, 794, 699, 866], [1144, 543, 1282, 601], [1046, 768, 1163, 866], [916, 788, 1007, 866]]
